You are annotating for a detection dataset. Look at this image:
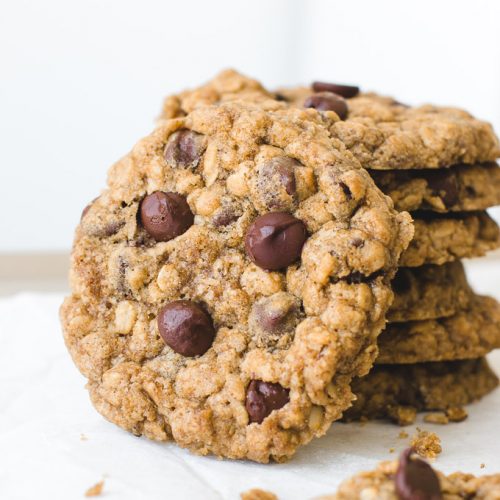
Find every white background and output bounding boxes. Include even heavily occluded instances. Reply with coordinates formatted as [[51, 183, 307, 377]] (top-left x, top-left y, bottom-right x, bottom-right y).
[[1, 0, 500, 252]]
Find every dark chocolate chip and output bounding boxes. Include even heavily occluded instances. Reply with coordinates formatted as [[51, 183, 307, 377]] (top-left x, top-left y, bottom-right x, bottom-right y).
[[395, 448, 442, 500], [212, 209, 239, 227], [312, 81, 359, 98], [253, 294, 298, 334], [304, 92, 348, 119], [140, 191, 194, 242], [157, 300, 215, 357], [164, 129, 206, 170], [245, 380, 290, 424], [274, 93, 288, 102], [426, 170, 459, 208], [245, 212, 307, 271]]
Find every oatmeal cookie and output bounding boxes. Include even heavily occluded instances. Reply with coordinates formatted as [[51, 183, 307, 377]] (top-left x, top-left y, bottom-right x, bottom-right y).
[[377, 296, 500, 364], [399, 211, 499, 267], [60, 101, 412, 462], [388, 262, 472, 323], [321, 448, 500, 499], [344, 358, 498, 422], [160, 70, 500, 170], [370, 162, 500, 213]]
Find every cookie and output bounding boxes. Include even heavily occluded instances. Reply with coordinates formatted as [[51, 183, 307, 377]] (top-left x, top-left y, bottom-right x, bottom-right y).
[[399, 211, 499, 267], [160, 70, 500, 170], [388, 261, 472, 323], [344, 358, 498, 423], [377, 295, 500, 364], [320, 449, 500, 499], [60, 101, 413, 462], [370, 162, 500, 213]]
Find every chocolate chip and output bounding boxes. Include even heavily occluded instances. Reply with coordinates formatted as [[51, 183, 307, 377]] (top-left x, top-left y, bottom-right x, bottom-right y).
[[426, 170, 459, 208], [254, 157, 298, 211], [252, 293, 300, 333], [245, 212, 307, 271], [395, 448, 442, 500], [212, 209, 239, 227], [157, 300, 215, 357], [140, 191, 194, 242], [312, 81, 359, 98], [274, 93, 288, 102], [245, 380, 290, 424], [304, 92, 348, 119], [164, 129, 206, 170]]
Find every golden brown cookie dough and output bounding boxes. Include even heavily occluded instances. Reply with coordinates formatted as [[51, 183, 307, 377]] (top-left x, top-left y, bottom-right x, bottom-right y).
[[320, 450, 500, 499], [160, 70, 500, 171], [377, 296, 500, 364], [399, 211, 499, 267], [370, 162, 500, 213], [344, 358, 498, 423], [388, 261, 472, 323], [60, 101, 412, 462]]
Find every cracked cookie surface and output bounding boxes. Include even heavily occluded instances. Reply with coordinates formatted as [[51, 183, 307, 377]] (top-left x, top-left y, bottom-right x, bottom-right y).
[[60, 101, 412, 462], [344, 358, 498, 423], [377, 295, 500, 364]]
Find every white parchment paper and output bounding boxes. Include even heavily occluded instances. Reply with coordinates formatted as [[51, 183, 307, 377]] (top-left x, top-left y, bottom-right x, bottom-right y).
[[1, 290, 499, 500]]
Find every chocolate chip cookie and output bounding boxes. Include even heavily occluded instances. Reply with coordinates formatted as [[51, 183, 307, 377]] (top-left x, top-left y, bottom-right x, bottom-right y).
[[370, 162, 500, 213], [399, 211, 499, 267], [388, 261, 472, 323], [320, 449, 500, 499], [377, 295, 500, 364], [344, 358, 498, 423], [160, 70, 500, 170], [60, 101, 413, 462]]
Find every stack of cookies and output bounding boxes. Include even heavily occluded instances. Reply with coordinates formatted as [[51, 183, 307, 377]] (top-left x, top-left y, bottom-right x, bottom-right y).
[[161, 71, 500, 425], [326, 89, 500, 424], [61, 70, 500, 464]]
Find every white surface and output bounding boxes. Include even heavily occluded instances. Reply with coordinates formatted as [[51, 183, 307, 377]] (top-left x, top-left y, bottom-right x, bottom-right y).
[[1, 0, 500, 252], [1, 258, 500, 500]]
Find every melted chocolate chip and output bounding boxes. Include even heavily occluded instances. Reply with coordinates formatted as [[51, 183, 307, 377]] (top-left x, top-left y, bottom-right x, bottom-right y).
[[426, 170, 459, 208], [312, 81, 359, 98], [304, 92, 348, 119], [140, 191, 194, 242], [253, 293, 299, 334], [164, 129, 206, 170], [245, 212, 307, 271], [255, 157, 298, 211], [245, 380, 290, 424], [395, 448, 442, 500], [212, 209, 239, 227], [157, 300, 215, 357]]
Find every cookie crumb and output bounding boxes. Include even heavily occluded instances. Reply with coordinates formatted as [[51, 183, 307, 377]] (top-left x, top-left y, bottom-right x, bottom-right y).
[[398, 430, 409, 439], [423, 412, 449, 425], [80, 433, 88, 441], [388, 405, 417, 426], [241, 488, 278, 500], [446, 407, 468, 422], [411, 430, 442, 459], [389, 447, 395, 453], [85, 480, 104, 497], [480, 463, 485, 469]]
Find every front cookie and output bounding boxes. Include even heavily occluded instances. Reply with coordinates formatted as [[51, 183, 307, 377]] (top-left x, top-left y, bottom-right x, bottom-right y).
[[60, 101, 412, 462]]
